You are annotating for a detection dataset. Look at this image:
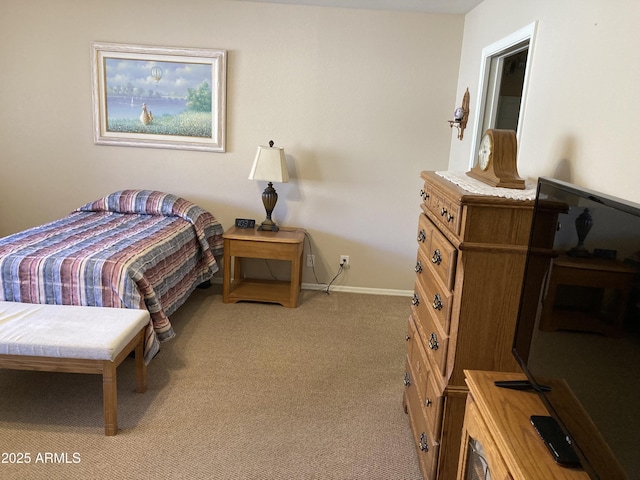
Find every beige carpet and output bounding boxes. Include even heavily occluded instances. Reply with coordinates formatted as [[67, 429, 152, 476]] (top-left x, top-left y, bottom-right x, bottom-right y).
[[0, 287, 421, 479]]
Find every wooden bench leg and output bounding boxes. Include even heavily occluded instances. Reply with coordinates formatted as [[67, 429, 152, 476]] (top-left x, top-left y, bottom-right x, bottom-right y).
[[135, 335, 147, 394], [102, 361, 118, 436]]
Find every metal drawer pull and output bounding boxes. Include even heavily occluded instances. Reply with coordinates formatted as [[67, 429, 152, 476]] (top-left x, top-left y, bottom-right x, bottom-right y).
[[420, 189, 430, 201], [440, 207, 447, 217], [419, 432, 429, 452], [432, 293, 443, 310], [405, 334, 411, 342], [446, 212, 454, 223], [415, 260, 423, 273], [403, 372, 411, 387], [412, 293, 420, 306], [431, 249, 442, 265], [417, 229, 426, 243], [425, 398, 432, 408], [428, 332, 439, 350]]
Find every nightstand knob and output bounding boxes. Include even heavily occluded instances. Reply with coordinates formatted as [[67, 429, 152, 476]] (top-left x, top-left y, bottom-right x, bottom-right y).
[[440, 207, 447, 217], [415, 260, 423, 274], [432, 293, 443, 310], [425, 398, 432, 408], [428, 332, 439, 350], [412, 293, 420, 306], [403, 372, 411, 387], [417, 229, 426, 243], [405, 334, 411, 342], [446, 212, 454, 223], [419, 432, 429, 452], [431, 249, 442, 265], [420, 189, 430, 201]]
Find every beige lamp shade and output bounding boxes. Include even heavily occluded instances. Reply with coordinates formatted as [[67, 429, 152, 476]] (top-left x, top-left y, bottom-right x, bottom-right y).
[[248, 141, 289, 232], [248, 144, 289, 183]]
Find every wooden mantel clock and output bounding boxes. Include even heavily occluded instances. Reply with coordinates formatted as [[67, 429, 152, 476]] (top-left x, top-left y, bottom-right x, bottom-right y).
[[466, 129, 525, 189]]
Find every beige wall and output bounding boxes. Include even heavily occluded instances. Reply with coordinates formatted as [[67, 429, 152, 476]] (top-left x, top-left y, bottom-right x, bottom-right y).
[[6, 1, 634, 294], [0, 0, 463, 293], [449, 0, 640, 204]]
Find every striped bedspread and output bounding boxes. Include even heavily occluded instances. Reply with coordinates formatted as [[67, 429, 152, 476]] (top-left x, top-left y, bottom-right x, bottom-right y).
[[0, 190, 224, 362]]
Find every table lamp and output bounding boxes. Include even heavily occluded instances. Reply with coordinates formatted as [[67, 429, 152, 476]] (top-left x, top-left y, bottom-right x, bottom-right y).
[[248, 140, 289, 232]]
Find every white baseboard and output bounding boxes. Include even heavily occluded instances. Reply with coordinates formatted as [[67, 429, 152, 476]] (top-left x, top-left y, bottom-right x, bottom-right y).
[[209, 277, 412, 298], [301, 282, 413, 297]]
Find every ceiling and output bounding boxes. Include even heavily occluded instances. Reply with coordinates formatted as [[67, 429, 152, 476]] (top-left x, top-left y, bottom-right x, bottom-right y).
[[234, 0, 484, 14]]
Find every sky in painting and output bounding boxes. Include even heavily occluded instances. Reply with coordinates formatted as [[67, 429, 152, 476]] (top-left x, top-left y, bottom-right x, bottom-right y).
[[105, 58, 212, 98]]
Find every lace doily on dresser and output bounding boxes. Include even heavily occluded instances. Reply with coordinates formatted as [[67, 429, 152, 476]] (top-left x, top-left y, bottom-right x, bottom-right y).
[[436, 171, 537, 201]]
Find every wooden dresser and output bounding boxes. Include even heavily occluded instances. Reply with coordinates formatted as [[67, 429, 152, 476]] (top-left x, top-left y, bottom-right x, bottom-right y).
[[403, 171, 537, 479]]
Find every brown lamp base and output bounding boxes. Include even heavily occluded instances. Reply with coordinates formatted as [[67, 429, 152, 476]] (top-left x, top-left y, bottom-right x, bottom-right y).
[[258, 182, 280, 232], [257, 219, 279, 232]]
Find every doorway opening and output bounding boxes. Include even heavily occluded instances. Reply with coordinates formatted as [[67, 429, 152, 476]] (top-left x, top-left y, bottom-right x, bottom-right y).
[[470, 22, 537, 169]]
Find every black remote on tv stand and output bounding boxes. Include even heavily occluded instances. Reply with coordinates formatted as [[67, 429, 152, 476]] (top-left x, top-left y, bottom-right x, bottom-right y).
[[494, 379, 551, 392], [530, 415, 581, 468]]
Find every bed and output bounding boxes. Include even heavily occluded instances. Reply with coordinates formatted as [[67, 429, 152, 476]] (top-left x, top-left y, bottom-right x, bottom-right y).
[[0, 190, 224, 362]]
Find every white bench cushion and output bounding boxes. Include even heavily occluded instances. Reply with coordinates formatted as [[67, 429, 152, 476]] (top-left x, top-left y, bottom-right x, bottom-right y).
[[0, 302, 150, 361]]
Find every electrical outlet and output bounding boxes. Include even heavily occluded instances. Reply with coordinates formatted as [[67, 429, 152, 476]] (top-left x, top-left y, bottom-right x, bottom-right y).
[[340, 255, 350, 268], [306, 254, 315, 268]]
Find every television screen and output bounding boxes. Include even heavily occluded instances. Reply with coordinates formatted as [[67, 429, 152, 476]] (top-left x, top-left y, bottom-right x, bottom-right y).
[[513, 177, 640, 479]]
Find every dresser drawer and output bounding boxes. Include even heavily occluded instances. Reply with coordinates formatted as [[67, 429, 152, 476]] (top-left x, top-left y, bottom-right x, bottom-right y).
[[419, 183, 433, 210], [421, 180, 461, 237], [412, 289, 449, 377], [422, 362, 445, 438], [409, 316, 445, 438], [412, 265, 454, 335], [417, 214, 457, 291], [406, 314, 418, 356], [416, 213, 432, 249], [407, 315, 430, 406], [404, 359, 440, 480]]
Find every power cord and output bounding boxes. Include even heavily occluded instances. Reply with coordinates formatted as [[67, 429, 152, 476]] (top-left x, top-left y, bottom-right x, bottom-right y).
[[262, 232, 347, 294], [264, 258, 278, 280], [324, 261, 346, 294], [304, 231, 346, 295]]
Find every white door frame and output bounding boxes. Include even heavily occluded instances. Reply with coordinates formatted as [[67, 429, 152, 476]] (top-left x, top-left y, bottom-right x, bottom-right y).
[[468, 21, 538, 169]]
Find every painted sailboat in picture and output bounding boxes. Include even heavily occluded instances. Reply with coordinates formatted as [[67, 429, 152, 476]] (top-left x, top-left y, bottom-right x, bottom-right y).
[[104, 58, 213, 138]]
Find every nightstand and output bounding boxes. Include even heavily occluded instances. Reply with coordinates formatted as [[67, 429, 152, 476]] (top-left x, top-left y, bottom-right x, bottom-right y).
[[222, 226, 305, 308], [540, 253, 636, 336]]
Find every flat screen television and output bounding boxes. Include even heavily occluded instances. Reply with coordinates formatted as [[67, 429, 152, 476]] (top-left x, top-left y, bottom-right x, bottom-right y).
[[512, 177, 640, 479]]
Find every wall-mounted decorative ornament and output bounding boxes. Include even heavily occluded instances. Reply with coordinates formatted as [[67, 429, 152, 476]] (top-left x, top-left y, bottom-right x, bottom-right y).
[[448, 88, 470, 140]]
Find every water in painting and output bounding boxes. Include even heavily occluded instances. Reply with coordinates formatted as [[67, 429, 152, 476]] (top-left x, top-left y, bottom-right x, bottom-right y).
[[104, 58, 213, 138]]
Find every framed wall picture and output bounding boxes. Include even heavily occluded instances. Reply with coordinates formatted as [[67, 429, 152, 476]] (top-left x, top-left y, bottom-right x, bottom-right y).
[[92, 42, 227, 152]]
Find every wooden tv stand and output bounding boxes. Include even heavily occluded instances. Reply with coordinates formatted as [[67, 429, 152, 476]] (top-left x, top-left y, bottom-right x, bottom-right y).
[[457, 370, 589, 479]]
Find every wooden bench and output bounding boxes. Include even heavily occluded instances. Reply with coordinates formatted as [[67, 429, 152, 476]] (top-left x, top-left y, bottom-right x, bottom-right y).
[[0, 302, 150, 435]]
